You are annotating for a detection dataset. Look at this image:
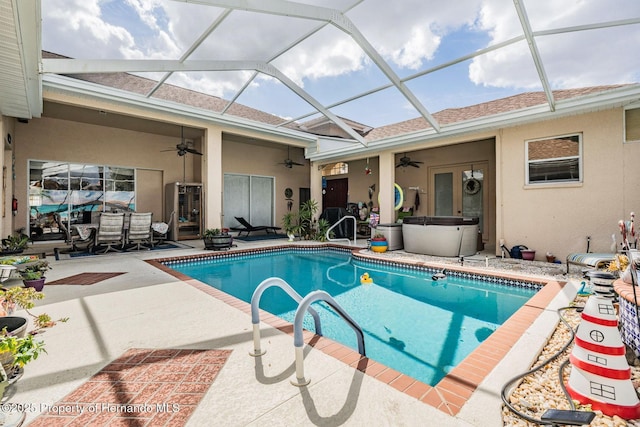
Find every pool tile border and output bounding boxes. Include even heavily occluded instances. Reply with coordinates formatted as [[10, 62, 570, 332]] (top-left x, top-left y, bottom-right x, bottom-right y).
[[148, 245, 565, 417]]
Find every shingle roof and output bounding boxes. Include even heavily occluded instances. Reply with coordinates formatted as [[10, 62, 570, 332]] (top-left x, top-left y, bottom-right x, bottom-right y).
[[43, 52, 627, 142], [364, 85, 628, 141], [42, 51, 298, 130]]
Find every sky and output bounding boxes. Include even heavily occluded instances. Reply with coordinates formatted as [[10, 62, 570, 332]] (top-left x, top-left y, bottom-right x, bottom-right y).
[[41, 0, 640, 128]]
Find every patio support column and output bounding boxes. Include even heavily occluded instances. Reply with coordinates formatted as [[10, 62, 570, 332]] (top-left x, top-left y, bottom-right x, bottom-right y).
[[378, 152, 395, 224], [310, 161, 322, 213], [495, 129, 504, 257], [203, 127, 223, 229]]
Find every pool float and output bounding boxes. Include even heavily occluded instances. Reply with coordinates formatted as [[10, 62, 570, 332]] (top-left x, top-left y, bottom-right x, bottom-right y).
[[360, 272, 373, 285], [576, 281, 593, 296]]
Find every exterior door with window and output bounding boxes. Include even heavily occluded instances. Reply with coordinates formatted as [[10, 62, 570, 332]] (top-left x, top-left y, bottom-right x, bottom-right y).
[[430, 163, 488, 239]]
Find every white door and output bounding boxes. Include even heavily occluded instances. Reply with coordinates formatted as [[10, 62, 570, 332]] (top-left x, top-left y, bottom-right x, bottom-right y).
[[430, 163, 488, 240]]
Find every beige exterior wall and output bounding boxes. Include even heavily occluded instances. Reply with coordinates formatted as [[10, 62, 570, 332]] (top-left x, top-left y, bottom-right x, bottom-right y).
[[314, 108, 638, 260], [221, 137, 310, 227], [13, 116, 198, 230], [498, 108, 639, 260], [8, 92, 310, 238], [327, 139, 496, 246]]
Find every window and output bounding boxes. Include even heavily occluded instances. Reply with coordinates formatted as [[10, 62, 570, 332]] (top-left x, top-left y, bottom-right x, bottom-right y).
[[625, 107, 640, 142], [526, 133, 581, 184], [322, 162, 348, 176], [28, 161, 135, 241]]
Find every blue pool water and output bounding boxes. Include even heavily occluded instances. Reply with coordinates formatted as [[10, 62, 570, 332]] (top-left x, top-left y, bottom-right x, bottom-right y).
[[167, 248, 538, 385]]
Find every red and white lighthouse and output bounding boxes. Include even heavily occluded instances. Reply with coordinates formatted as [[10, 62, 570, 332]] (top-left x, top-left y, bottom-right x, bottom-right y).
[[566, 295, 640, 419]]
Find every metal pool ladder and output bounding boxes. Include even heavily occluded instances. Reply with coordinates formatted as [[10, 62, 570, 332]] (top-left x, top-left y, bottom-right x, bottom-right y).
[[326, 215, 358, 246], [249, 277, 366, 387], [250, 277, 322, 357]]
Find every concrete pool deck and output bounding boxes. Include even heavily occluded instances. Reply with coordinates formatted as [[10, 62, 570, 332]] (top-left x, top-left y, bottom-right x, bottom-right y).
[[6, 239, 578, 426]]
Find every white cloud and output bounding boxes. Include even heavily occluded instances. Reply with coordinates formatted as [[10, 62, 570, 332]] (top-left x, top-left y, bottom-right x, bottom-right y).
[[273, 28, 367, 86], [41, 0, 640, 117], [350, 0, 483, 70], [43, 0, 139, 59], [469, 0, 640, 89]]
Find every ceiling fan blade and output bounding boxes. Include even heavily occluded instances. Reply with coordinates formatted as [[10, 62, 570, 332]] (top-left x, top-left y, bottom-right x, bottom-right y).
[[409, 163, 420, 168], [185, 148, 203, 155]]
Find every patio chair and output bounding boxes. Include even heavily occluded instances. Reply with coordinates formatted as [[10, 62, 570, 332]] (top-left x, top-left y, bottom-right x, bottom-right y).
[[93, 212, 126, 254], [231, 216, 281, 237], [152, 210, 174, 245], [126, 212, 153, 250], [53, 214, 95, 259], [565, 253, 616, 274]]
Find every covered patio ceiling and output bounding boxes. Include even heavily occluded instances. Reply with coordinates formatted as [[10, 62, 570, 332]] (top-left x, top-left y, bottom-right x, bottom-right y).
[[2, 0, 640, 157]]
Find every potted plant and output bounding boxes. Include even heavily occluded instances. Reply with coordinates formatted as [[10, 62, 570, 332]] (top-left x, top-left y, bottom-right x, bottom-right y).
[[282, 212, 301, 242], [0, 287, 68, 392], [0, 286, 44, 316], [370, 232, 388, 253], [1, 234, 29, 255], [0, 313, 66, 389], [17, 261, 51, 291], [0, 286, 67, 331], [203, 228, 233, 250]]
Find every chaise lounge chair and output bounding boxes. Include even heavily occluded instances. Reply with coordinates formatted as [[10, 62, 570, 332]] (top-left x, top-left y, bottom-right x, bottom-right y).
[[565, 252, 616, 274], [231, 217, 281, 237]]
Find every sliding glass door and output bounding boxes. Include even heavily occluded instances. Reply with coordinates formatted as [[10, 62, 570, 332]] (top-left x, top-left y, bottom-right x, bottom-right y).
[[223, 174, 275, 229], [28, 160, 135, 241]]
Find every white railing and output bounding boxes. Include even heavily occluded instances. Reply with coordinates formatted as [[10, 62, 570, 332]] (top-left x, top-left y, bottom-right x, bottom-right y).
[[326, 215, 357, 246]]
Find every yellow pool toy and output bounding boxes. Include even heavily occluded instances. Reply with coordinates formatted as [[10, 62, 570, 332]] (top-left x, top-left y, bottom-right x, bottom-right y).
[[360, 272, 373, 285]]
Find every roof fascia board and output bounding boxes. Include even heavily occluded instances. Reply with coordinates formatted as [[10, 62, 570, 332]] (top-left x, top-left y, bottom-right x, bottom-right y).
[[313, 136, 363, 154], [42, 74, 317, 144], [14, 0, 42, 118], [307, 85, 640, 162]]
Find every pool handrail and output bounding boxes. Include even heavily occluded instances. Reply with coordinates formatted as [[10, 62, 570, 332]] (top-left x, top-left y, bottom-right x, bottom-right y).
[[249, 277, 322, 356], [292, 290, 365, 386], [326, 215, 357, 246]]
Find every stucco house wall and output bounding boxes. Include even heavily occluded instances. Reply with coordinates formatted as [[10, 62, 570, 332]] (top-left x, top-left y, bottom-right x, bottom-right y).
[[498, 107, 640, 260], [13, 116, 199, 231], [221, 137, 310, 228]]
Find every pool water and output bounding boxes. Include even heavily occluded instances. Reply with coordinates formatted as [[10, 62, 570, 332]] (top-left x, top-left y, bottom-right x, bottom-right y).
[[168, 248, 538, 385]]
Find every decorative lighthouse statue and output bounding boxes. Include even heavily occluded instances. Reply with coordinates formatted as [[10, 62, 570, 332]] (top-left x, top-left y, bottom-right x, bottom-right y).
[[566, 295, 640, 419]]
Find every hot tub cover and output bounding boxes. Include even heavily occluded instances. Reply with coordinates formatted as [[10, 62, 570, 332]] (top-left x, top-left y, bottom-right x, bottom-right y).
[[402, 216, 479, 226]]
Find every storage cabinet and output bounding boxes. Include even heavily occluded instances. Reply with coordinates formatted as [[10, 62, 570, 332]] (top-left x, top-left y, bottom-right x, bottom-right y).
[[165, 182, 203, 240]]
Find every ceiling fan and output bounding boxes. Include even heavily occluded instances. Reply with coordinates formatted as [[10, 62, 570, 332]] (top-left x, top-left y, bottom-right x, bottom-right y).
[[396, 153, 423, 168], [162, 126, 202, 156], [280, 147, 304, 168]]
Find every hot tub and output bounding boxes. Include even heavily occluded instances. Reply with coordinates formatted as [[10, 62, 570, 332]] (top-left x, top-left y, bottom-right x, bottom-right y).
[[401, 216, 479, 257]]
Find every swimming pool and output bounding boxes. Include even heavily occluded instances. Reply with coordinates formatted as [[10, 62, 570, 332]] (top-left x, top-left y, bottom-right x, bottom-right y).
[[166, 247, 539, 386]]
